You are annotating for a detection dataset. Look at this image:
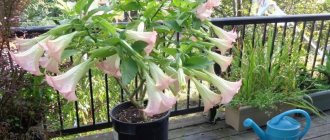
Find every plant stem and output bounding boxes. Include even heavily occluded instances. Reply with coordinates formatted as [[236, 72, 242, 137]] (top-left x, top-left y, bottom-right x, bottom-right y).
[[151, 1, 166, 21], [115, 77, 141, 108], [141, 86, 147, 101], [119, 40, 144, 60], [130, 79, 146, 105]]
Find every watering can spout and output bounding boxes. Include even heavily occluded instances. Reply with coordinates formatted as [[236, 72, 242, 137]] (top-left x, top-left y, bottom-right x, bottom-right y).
[[244, 118, 266, 140]]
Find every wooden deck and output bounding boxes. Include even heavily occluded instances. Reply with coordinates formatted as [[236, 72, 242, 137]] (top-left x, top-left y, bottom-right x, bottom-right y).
[[77, 110, 330, 140]]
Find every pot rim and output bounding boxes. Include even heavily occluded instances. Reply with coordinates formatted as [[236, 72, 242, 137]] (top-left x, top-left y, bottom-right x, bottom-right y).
[[110, 101, 171, 125]]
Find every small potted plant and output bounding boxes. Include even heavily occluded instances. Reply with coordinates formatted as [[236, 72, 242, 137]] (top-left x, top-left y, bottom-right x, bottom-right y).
[[9, 0, 242, 139], [224, 37, 317, 131]]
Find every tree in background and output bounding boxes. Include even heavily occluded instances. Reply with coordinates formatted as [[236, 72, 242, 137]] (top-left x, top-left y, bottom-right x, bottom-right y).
[[1, 0, 50, 139], [214, 0, 329, 17]]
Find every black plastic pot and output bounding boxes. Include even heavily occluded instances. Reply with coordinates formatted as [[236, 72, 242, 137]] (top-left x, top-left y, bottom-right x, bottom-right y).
[[110, 102, 170, 140]]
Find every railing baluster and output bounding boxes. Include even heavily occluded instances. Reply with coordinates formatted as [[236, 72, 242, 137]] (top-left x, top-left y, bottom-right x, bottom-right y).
[[262, 23, 268, 46], [321, 23, 330, 65], [198, 94, 201, 107], [120, 89, 124, 102], [299, 21, 307, 52], [269, 22, 278, 72], [186, 80, 191, 109], [289, 21, 297, 56], [311, 20, 325, 76], [239, 24, 246, 67], [304, 21, 316, 67], [57, 92, 64, 130], [88, 69, 96, 125], [279, 22, 288, 55], [252, 24, 257, 47], [105, 74, 110, 123], [74, 101, 80, 127], [175, 32, 180, 111], [281, 22, 288, 48], [135, 77, 138, 100]]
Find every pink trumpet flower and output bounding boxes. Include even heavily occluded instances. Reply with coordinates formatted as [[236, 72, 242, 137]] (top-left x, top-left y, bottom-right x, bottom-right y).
[[125, 30, 158, 55], [143, 74, 176, 116], [205, 71, 242, 104], [44, 32, 78, 62], [46, 60, 91, 101], [208, 38, 233, 54], [150, 63, 176, 90], [137, 22, 145, 32], [207, 64, 216, 75], [164, 66, 181, 95], [210, 24, 237, 43], [39, 56, 60, 73], [10, 37, 50, 75], [206, 0, 221, 7], [207, 51, 232, 72], [96, 54, 121, 78], [196, 3, 213, 21], [192, 78, 221, 112], [177, 67, 187, 89], [196, 0, 221, 21], [14, 35, 47, 52]]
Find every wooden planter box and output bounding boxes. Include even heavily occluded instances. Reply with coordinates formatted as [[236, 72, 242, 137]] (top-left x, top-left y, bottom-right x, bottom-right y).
[[306, 90, 330, 111], [225, 104, 294, 131]]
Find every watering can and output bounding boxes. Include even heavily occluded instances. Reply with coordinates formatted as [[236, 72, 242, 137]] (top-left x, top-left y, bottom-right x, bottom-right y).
[[243, 109, 311, 140]]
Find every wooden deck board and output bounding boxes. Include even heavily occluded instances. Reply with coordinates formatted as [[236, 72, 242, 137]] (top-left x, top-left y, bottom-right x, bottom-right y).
[[76, 110, 330, 140]]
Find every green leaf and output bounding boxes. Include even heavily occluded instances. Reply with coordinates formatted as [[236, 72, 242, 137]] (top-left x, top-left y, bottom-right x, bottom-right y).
[[83, 0, 95, 13], [132, 41, 147, 53], [61, 49, 78, 60], [100, 38, 120, 46], [83, 6, 112, 21], [89, 46, 116, 59], [184, 56, 213, 69], [84, 36, 95, 44], [164, 20, 182, 32], [74, 0, 93, 14], [93, 17, 116, 35], [192, 16, 202, 29], [121, 58, 138, 85], [177, 12, 190, 25], [172, 0, 181, 7], [162, 48, 178, 56], [180, 44, 193, 53], [74, 0, 86, 13], [120, 1, 141, 11], [144, 1, 159, 18], [153, 25, 171, 33]]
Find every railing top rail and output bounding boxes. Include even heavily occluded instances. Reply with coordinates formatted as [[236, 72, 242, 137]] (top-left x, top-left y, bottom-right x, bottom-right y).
[[11, 14, 330, 34], [211, 14, 330, 26], [11, 25, 55, 34]]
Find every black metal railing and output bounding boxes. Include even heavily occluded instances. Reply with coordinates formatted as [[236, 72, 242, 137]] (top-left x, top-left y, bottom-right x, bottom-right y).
[[13, 14, 330, 137]]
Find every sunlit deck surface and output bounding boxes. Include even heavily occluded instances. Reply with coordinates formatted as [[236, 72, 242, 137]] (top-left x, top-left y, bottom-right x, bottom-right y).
[[77, 110, 330, 140]]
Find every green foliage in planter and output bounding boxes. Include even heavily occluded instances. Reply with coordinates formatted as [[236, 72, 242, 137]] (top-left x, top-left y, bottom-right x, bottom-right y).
[[295, 52, 330, 92], [314, 53, 330, 89], [228, 28, 314, 111]]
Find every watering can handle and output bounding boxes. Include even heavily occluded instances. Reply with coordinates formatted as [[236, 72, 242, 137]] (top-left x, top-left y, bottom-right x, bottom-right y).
[[270, 109, 311, 139]]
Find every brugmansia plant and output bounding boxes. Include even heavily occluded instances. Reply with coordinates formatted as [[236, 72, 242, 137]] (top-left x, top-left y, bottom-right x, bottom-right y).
[[10, 0, 241, 117]]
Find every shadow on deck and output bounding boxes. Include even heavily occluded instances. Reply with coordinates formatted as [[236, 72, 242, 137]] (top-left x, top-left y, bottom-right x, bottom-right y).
[[77, 110, 330, 140]]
